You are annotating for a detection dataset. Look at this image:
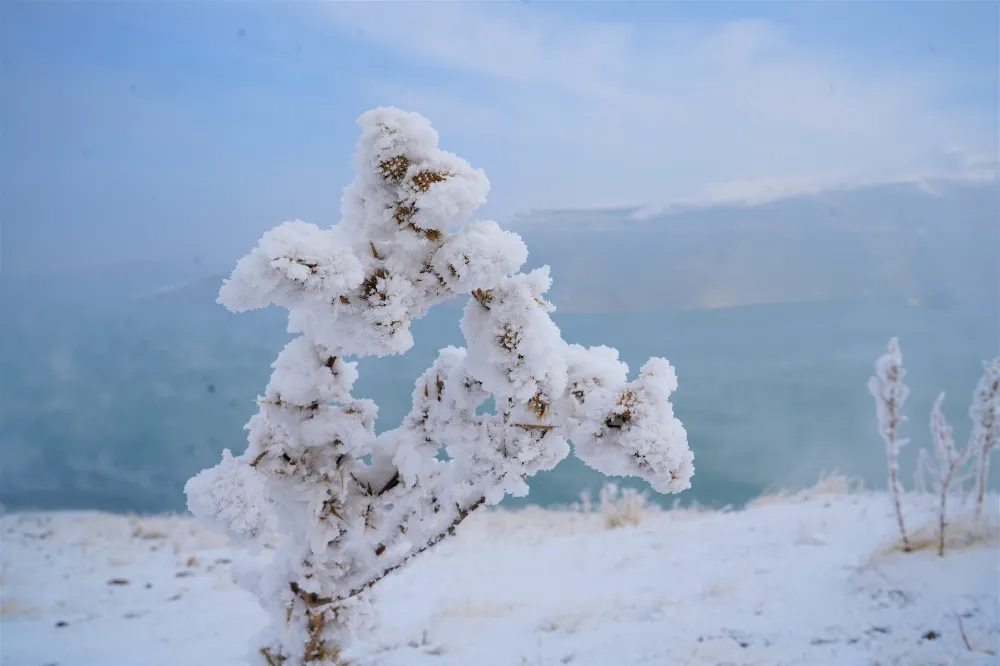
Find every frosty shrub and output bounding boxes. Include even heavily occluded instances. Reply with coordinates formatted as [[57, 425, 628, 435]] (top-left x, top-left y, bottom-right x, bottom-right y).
[[573, 482, 651, 528], [185, 108, 694, 665], [921, 393, 973, 556], [598, 482, 650, 529], [968, 358, 1000, 520], [871, 339, 999, 555], [868, 337, 912, 551]]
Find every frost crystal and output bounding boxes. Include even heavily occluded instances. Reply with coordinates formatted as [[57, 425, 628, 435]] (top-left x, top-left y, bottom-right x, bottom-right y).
[[185, 108, 693, 664]]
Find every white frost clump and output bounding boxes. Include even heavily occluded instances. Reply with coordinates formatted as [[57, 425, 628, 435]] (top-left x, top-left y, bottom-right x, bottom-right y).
[[219, 221, 365, 313], [432, 220, 528, 293], [185, 449, 273, 550], [570, 356, 691, 494], [185, 107, 693, 665]]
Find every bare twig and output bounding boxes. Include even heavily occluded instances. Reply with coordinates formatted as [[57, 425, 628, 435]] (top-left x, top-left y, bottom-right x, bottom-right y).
[[513, 423, 555, 432], [957, 613, 997, 655], [958, 614, 975, 652], [338, 497, 486, 603]]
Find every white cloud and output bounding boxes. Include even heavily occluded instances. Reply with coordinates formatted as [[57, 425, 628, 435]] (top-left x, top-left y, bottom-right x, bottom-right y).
[[326, 3, 997, 217]]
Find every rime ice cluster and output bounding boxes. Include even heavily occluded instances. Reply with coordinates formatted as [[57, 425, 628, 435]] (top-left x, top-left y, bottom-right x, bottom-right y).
[[185, 108, 693, 665]]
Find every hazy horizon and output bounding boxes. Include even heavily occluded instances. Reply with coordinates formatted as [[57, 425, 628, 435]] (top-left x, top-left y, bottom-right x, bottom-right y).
[[3, 1, 998, 277]]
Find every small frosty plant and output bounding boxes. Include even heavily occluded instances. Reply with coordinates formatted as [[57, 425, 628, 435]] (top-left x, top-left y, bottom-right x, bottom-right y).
[[598, 482, 649, 529], [875, 343, 998, 555], [185, 108, 693, 665], [968, 358, 1000, 519], [868, 337, 911, 551], [918, 394, 973, 556]]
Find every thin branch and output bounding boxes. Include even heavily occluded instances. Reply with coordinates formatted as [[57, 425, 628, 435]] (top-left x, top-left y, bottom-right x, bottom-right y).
[[958, 614, 975, 652], [338, 497, 486, 603], [513, 423, 554, 432], [290, 581, 334, 609], [957, 613, 997, 655], [377, 470, 401, 496]]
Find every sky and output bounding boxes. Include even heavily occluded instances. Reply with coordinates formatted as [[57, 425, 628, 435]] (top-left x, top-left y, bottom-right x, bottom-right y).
[[2, 0, 997, 275]]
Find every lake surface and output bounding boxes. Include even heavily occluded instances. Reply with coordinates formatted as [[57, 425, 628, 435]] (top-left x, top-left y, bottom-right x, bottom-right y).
[[1, 288, 996, 513]]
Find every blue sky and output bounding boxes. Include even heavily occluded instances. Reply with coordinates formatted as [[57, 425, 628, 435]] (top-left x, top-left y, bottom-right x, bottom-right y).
[[2, 1, 997, 275]]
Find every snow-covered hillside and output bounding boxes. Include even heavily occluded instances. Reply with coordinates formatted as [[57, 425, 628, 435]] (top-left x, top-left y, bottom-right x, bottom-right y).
[[3, 487, 997, 666]]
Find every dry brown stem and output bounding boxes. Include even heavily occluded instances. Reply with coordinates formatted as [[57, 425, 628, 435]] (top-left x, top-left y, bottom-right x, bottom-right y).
[[513, 423, 555, 433], [337, 497, 486, 604]]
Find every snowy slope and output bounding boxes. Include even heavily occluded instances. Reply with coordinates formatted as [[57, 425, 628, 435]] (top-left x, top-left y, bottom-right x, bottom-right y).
[[3, 489, 998, 666]]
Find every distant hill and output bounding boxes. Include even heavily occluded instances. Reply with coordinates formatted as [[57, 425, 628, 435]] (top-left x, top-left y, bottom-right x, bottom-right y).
[[510, 177, 999, 313], [141, 177, 999, 313]]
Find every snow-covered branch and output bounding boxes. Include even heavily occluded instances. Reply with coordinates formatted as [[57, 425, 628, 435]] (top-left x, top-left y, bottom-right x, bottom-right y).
[[185, 108, 693, 665]]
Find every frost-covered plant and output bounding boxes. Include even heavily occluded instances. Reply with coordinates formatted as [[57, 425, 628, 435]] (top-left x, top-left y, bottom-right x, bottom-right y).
[[571, 482, 652, 528], [919, 394, 973, 556], [868, 337, 912, 551], [598, 482, 649, 528], [185, 108, 693, 665], [969, 358, 1000, 520], [574, 488, 594, 514], [874, 342, 999, 555]]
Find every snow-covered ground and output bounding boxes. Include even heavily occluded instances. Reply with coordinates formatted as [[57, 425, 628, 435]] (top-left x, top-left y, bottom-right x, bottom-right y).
[[3, 485, 998, 666]]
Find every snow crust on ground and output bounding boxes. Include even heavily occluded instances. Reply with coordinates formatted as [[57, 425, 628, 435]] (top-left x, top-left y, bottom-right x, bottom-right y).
[[3, 489, 998, 666]]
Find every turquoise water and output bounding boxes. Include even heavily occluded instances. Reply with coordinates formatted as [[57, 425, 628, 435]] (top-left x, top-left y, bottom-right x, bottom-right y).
[[1, 291, 996, 513]]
